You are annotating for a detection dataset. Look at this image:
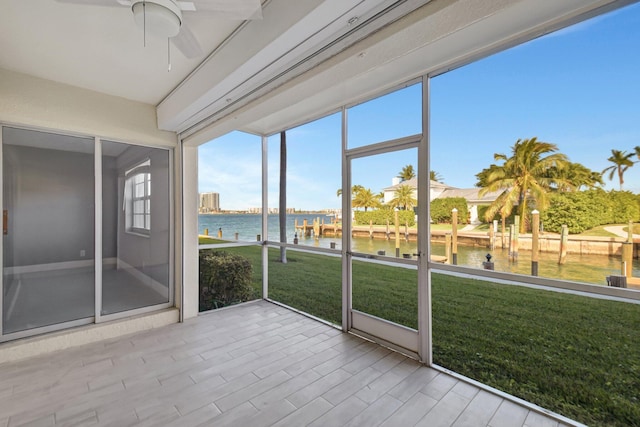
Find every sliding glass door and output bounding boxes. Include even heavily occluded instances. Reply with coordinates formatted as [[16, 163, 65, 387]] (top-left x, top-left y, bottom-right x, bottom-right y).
[[2, 127, 95, 334], [101, 141, 171, 315], [1, 127, 172, 340]]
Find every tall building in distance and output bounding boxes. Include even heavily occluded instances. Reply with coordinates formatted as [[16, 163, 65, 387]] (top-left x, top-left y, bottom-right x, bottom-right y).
[[199, 192, 220, 213]]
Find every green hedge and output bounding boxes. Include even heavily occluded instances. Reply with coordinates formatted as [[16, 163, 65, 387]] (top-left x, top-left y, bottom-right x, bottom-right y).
[[354, 209, 415, 226], [199, 250, 254, 311], [541, 190, 640, 233], [431, 197, 469, 224]]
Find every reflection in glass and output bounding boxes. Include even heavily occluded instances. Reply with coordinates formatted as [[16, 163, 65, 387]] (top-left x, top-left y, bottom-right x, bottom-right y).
[[101, 141, 170, 315], [2, 127, 95, 333]]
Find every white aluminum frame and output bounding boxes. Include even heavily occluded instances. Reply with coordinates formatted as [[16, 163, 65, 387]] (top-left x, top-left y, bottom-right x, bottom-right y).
[[262, 135, 269, 300], [344, 127, 422, 354], [417, 75, 431, 364], [95, 137, 103, 323], [341, 107, 351, 332]]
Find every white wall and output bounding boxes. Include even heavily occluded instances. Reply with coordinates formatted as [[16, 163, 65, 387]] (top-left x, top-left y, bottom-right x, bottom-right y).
[[181, 146, 199, 320], [3, 144, 99, 268], [0, 68, 177, 148], [114, 144, 171, 286]]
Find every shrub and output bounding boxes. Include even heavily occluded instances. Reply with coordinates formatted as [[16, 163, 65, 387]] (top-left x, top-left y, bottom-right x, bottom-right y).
[[608, 191, 640, 223], [477, 205, 490, 224], [354, 208, 415, 226], [541, 190, 640, 233], [431, 197, 469, 224], [199, 250, 254, 311]]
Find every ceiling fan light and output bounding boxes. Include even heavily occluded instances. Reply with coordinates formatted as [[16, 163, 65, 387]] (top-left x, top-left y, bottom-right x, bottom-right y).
[[132, 1, 182, 39]]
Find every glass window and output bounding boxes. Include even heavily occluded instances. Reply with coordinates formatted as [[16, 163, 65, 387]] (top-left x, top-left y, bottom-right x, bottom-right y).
[[125, 159, 151, 235]]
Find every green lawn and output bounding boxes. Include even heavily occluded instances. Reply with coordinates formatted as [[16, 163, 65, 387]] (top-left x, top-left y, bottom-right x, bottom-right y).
[[577, 225, 619, 237], [198, 236, 227, 244], [201, 246, 639, 427], [429, 223, 454, 231], [627, 224, 640, 235]]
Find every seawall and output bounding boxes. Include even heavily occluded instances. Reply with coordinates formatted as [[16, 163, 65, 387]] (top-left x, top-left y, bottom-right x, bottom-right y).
[[318, 224, 638, 257]]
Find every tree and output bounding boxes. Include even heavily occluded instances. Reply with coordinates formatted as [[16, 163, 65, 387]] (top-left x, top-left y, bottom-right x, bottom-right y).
[[278, 131, 287, 263], [430, 170, 444, 182], [602, 149, 635, 190], [388, 184, 417, 211], [398, 165, 416, 181], [352, 187, 381, 211], [337, 184, 364, 198], [547, 162, 603, 191], [475, 164, 501, 188], [478, 137, 570, 233]]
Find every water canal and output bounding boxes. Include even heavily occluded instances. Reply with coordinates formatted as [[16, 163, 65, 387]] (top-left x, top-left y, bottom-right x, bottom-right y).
[[199, 214, 640, 286]]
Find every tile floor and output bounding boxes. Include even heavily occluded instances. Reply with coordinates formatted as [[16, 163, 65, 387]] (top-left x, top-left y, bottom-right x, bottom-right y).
[[0, 300, 580, 426]]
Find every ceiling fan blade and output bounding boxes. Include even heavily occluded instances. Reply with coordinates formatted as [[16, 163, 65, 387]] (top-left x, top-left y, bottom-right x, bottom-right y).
[[192, 0, 262, 20], [176, 2, 196, 11], [171, 23, 203, 59], [54, 0, 128, 6]]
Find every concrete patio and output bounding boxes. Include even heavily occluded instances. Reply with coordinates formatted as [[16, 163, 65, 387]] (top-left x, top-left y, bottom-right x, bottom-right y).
[[0, 301, 579, 427]]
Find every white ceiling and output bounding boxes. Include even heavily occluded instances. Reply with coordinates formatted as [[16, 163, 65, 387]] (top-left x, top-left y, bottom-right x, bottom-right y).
[[0, 0, 244, 105], [0, 0, 635, 145]]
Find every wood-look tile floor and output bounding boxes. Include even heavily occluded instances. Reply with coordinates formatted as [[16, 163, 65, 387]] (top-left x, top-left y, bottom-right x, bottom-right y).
[[0, 301, 578, 427]]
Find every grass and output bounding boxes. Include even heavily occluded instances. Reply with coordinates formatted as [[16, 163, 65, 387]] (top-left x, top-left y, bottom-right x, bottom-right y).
[[429, 223, 453, 231], [577, 225, 619, 238], [198, 236, 227, 244], [626, 224, 640, 235], [201, 246, 639, 427]]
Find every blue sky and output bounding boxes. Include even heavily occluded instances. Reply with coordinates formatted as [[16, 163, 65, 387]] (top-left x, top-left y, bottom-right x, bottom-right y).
[[199, 3, 640, 211]]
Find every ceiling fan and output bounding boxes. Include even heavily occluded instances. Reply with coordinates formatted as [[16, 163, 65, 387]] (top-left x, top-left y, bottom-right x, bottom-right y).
[[55, 0, 262, 60]]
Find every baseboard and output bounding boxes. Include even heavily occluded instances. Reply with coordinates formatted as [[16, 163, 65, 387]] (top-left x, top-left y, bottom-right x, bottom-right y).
[[3, 257, 116, 275], [116, 259, 168, 298]]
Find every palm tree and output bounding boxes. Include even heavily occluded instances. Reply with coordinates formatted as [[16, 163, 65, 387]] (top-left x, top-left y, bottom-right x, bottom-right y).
[[389, 184, 417, 211], [479, 137, 570, 233], [352, 187, 381, 211], [602, 149, 635, 190], [398, 165, 416, 181], [475, 164, 501, 188], [336, 184, 364, 198], [278, 131, 287, 263], [430, 170, 444, 182]]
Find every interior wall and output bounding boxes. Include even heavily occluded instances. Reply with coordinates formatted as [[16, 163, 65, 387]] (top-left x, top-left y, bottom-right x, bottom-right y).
[[2, 144, 108, 267], [115, 144, 170, 286], [0, 68, 177, 148], [102, 156, 119, 260]]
